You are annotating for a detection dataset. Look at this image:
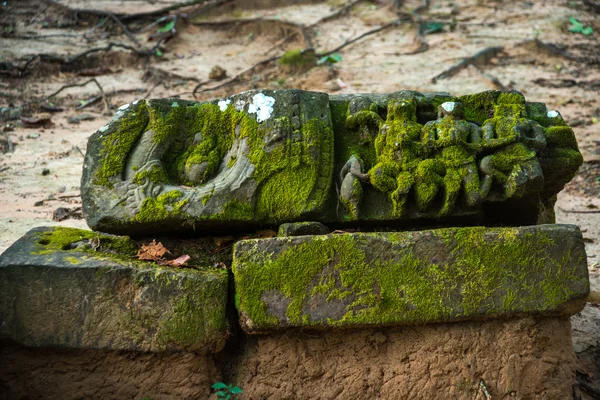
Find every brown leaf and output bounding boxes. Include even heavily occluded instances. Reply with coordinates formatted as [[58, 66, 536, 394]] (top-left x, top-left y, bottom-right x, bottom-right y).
[[213, 236, 233, 247], [165, 254, 191, 267], [137, 240, 171, 261], [253, 229, 277, 238]]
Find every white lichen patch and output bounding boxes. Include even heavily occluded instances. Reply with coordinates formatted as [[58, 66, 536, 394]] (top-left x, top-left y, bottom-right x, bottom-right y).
[[547, 110, 559, 118], [172, 101, 179, 108], [218, 99, 231, 111], [234, 99, 245, 111], [248, 93, 275, 122], [99, 124, 109, 133], [118, 103, 130, 111], [441, 102, 455, 112]]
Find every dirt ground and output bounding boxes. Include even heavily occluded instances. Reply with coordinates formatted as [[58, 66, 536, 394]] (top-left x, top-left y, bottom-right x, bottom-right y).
[[1, 0, 599, 394]]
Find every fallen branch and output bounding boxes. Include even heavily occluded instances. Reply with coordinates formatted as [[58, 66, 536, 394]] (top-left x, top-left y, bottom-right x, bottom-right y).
[[558, 207, 600, 214], [46, 78, 110, 112], [76, 96, 102, 110], [526, 39, 599, 65], [317, 18, 409, 57], [431, 46, 504, 82]]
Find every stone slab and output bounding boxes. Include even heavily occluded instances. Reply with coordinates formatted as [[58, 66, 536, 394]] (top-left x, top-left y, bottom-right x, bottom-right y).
[[233, 224, 589, 333], [0, 227, 229, 354], [81, 89, 583, 235], [81, 89, 334, 235]]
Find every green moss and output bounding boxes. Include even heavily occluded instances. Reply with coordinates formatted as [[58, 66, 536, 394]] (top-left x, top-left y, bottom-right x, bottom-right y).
[[95, 102, 150, 187], [34, 227, 137, 256], [545, 126, 579, 150], [278, 49, 317, 72], [253, 117, 333, 222], [133, 163, 169, 185], [155, 269, 228, 349], [64, 256, 81, 265], [526, 102, 551, 127], [134, 190, 188, 223], [234, 227, 587, 329], [458, 90, 500, 123], [210, 198, 254, 222], [134, 100, 332, 224]]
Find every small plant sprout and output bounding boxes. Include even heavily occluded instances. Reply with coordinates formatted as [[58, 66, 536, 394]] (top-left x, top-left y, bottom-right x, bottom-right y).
[[568, 17, 594, 35], [212, 382, 242, 400]]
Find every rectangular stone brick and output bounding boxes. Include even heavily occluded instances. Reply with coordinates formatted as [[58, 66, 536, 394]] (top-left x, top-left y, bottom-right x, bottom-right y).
[[0, 227, 229, 354], [233, 224, 589, 333]]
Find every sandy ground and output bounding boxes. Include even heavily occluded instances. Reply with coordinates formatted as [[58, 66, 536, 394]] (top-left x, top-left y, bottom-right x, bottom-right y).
[[1, 0, 599, 387]]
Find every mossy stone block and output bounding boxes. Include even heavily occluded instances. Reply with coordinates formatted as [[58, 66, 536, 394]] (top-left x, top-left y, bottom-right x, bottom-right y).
[[81, 89, 334, 235], [233, 224, 589, 333], [0, 227, 229, 354]]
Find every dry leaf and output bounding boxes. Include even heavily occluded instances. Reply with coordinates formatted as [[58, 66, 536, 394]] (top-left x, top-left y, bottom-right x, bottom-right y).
[[213, 236, 233, 247], [137, 240, 171, 261], [253, 229, 277, 238], [165, 254, 191, 267]]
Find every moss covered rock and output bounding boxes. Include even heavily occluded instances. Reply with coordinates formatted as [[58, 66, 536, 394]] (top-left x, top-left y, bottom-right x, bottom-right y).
[[82, 89, 334, 235], [233, 224, 588, 333], [82, 89, 582, 234], [0, 227, 229, 354]]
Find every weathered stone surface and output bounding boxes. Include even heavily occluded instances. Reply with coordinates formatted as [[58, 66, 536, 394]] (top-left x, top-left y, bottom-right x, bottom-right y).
[[82, 89, 334, 234], [0, 227, 229, 353], [81, 89, 582, 234], [232, 317, 578, 399], [0, 339, 219, 400], [233, 224, 589, 333], [277, 221, 329, 237]]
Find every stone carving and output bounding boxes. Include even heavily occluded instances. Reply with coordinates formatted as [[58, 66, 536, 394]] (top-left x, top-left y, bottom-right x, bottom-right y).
[[82, 90, 334, 234], [81, 89, 583, 234]]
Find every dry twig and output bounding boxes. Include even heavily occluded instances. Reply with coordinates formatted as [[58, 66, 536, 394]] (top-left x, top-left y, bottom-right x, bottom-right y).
[[558, 207, 600, 214], [46, 78, 110, 112], [431, 46, 504, 82], [317, 18, 409, 57]]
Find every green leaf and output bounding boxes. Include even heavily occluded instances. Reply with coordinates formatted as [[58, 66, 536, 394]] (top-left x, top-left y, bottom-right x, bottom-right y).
[[225, 394, 231, 400], [157, 20, 175, 33], [422, 21, 444, 35], [230, 387, 243, 394], [317, 52, 342, 65], [568, 17, 583, 33], [582, 26, 594, 35], [212, 382, 229, 390], [155, 49, 163, 57]]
